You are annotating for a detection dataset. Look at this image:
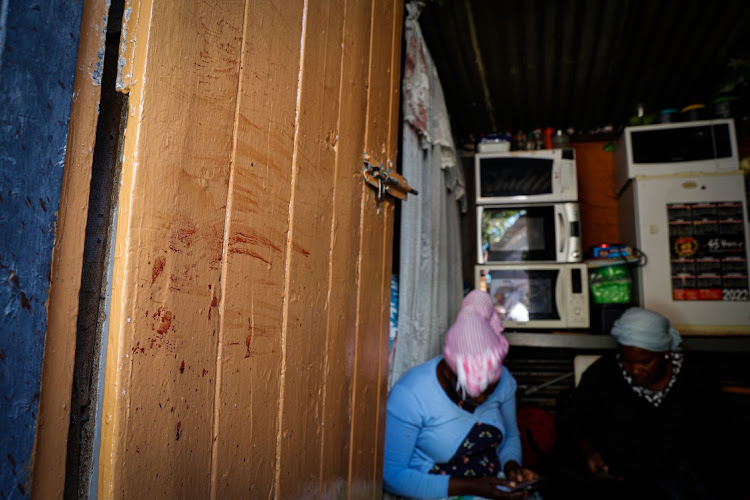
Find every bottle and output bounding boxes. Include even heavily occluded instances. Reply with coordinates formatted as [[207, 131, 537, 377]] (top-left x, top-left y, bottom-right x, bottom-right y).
[[550, 130, 570, 149], [532, 128, 544, 150], [543, 127, 555, 149], [526, 131, 536, 150]]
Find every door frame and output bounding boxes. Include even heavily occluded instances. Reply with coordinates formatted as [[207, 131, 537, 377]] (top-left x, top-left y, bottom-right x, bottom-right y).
[[32, 1, 110, 497]]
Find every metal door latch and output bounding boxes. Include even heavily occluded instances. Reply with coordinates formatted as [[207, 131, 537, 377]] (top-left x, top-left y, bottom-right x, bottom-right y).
[[362, 154, 417, 207]]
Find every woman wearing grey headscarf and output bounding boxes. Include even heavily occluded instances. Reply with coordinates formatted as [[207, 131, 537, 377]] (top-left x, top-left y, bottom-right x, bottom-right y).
[[608, 307, 683, 398], [550, 307, 725, 500]]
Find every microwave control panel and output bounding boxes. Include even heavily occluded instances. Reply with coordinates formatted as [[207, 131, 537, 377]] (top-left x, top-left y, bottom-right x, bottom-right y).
[[565, 266, 589, 328]]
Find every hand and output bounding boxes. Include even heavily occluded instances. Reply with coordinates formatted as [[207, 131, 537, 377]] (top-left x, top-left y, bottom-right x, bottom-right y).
[[448, 476, 530, 499], [584, 449, 610, 476], [503, 460, 540, 484]]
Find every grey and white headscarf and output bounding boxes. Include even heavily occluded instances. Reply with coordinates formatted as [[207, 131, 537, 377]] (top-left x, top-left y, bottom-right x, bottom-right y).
[[610, 307, 682, 352], [611, 307, 683, 406]]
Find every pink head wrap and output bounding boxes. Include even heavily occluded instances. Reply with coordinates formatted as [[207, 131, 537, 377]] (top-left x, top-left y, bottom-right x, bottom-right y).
[[443, 290, 509, 399]]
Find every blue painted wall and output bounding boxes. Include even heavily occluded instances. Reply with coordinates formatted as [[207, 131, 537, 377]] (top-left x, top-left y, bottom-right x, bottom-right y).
[[0, 1, 84, 497]]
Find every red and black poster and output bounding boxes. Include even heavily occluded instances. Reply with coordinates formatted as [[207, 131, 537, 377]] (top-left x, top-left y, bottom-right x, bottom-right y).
[[667, 201, 749, 301]]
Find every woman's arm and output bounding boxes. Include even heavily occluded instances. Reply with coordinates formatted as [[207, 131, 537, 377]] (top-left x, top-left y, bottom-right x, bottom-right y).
[[563, 358, 612, 475], [383, 385, 450, 499], [448, 476, 525, 498], [495, 370, 539, 484], [495, 370, 522, 468]]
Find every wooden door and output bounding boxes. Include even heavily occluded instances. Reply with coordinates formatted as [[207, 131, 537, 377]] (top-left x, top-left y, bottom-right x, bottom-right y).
[[98, 0, 403, 498]]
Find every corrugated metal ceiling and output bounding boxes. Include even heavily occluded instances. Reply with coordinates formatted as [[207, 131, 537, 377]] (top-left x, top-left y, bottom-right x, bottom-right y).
[[417, 0, 750, 143]]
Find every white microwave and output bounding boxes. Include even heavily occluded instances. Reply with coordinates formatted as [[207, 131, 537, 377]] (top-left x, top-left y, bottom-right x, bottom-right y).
[[477, 203, 582, 264], [614, 119, 739, 194], [475, 148, 578, 204], [475, 263, 589, 330]]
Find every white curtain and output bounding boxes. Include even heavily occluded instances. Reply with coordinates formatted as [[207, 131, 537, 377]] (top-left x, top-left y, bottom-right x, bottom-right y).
[[388, 0, 466, 391]]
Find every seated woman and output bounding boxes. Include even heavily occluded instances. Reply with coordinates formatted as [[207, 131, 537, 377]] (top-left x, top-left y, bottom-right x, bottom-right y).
[[553, 307, 724, 500], [383, 290, 539, 499]]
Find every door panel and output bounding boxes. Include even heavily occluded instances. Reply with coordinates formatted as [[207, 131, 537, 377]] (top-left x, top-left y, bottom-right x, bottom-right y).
[[350, 1, 403, 497], [210, 1, 303, 497], [99, 1, 246, 497], [98, 0, 403, 497], [275, 0, 346, 497], [317, 0, 373, 496]]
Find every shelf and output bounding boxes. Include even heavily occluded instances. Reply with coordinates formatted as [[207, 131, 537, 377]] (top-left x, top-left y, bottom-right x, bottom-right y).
[[505, 332, 615, 349], [505, 332, 750, 352]]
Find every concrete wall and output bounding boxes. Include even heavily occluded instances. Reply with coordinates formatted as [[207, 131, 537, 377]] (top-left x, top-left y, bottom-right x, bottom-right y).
[[0, 1, 83, 496]]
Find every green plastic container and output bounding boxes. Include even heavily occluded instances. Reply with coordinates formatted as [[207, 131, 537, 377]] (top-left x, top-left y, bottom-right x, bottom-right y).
[[588, 260, 633, 304]]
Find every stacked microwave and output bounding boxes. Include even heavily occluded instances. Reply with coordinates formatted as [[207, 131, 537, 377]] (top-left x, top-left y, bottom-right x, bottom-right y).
[[474, 148, 589, 329]]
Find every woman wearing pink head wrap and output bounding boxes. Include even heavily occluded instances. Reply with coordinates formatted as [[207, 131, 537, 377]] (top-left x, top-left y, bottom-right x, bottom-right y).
[[443, 289, 509, 401], [384, 290, 540, 499]]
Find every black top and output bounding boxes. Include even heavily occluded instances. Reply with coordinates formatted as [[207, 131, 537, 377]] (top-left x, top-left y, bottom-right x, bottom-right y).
[[560, 352, 723, 485]]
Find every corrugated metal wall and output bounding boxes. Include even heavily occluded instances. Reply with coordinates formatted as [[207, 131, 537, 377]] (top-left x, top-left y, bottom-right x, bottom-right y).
[[418, 0, 750, 141]]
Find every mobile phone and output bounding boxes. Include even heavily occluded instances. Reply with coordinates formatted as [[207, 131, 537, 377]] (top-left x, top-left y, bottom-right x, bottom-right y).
[[496, 477, 542, 493], [593, 469, 620, 480]]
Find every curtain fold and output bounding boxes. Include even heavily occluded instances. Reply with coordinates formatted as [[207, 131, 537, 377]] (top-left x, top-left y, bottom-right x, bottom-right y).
[[388, 0, 466, 391]]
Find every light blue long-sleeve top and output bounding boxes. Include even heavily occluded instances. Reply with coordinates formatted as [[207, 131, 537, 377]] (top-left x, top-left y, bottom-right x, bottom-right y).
[[383, 356, 522, 499]]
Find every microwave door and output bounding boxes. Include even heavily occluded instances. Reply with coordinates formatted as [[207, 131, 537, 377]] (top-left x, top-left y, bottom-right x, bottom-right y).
[[482, 206, 557, 263], [488, 269, 561, 323], [529, 269, 561, 321], [478, 156, 555, 201]]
